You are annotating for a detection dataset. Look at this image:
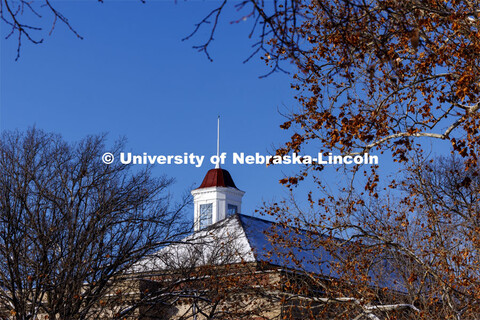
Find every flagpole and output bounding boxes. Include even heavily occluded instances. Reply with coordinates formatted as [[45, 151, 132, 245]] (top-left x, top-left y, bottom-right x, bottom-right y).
[[216, 116, 220, 168]]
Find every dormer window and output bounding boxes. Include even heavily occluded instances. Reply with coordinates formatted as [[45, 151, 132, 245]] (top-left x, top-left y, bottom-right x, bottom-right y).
[[227, 204, 238, 216], [199, 203, 213, 229]]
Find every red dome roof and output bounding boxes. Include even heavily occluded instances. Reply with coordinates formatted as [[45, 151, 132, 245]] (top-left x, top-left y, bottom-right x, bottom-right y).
[[197, 168, 238, 189]]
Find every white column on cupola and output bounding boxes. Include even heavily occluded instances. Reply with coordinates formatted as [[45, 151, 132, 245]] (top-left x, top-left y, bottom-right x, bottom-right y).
[[191, 116, 245, 231]]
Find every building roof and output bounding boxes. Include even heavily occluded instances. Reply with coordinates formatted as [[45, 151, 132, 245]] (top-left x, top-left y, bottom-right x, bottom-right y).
[[196, 168, 238, 189], [133, 214, 406, 292], [237, 214, 406, 292], [236, 214, 336, 275]]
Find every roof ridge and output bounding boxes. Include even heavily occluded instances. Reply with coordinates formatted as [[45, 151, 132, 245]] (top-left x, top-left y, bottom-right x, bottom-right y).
[[235, 214, 259, 262], [237, 213, 275, 224]]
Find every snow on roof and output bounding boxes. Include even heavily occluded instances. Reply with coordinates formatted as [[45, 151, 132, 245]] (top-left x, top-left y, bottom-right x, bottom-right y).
[[131, 215, 255, 274]]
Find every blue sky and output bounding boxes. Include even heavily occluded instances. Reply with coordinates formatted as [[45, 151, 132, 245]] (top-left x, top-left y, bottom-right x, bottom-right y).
[[1, 1, 453, 219], [0, 0, 311, 216]]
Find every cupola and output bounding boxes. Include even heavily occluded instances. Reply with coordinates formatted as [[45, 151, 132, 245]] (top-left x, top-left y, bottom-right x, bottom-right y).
[[191, 168, 245, 231]]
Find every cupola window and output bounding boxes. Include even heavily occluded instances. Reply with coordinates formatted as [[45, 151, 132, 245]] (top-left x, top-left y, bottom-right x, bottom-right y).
[[227, 204, 238, 216], [199, 203, 213, 229]]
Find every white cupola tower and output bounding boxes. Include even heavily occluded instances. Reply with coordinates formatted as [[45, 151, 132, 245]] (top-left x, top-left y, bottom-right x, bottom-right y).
[[192, 116, 244, 231], [191, 168, 245, 231]]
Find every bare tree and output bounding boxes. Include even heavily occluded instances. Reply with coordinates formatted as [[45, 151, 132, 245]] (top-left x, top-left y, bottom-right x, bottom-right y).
[[1, 0, 86, 60], [0, 128, 190, 320]]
